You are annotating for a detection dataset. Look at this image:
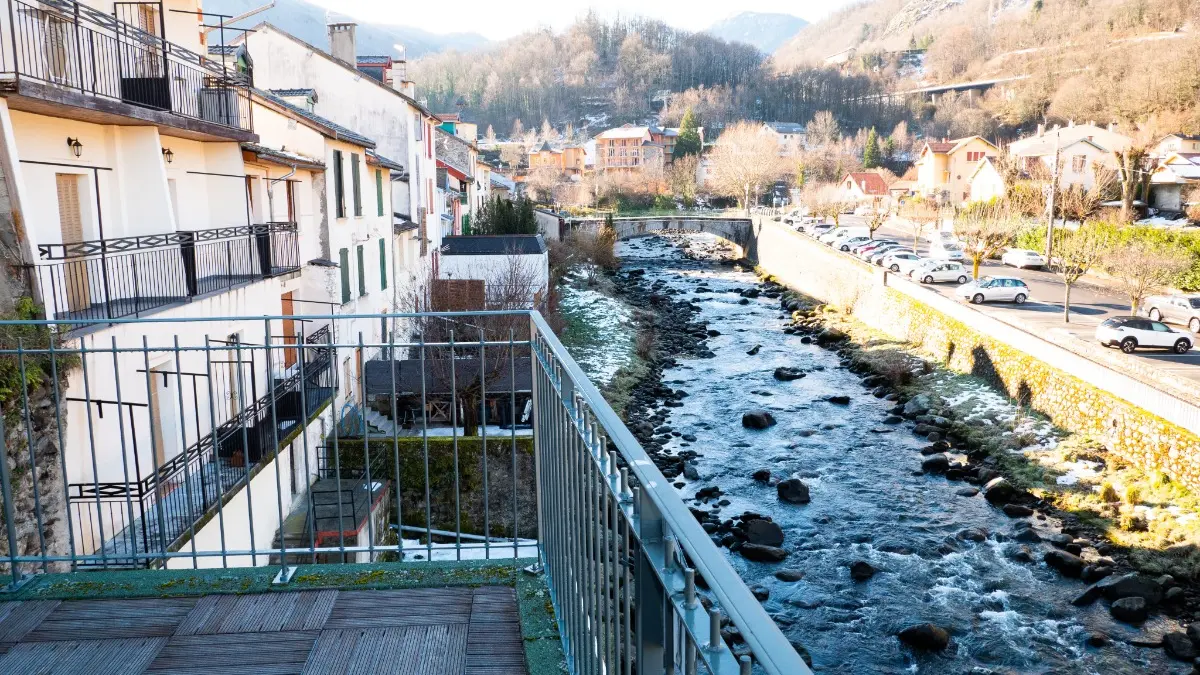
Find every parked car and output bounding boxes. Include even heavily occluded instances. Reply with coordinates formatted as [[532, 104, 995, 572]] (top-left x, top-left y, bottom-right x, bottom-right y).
[[869, 245, 907, 264], [1142, 294, 1200, 333], [957, 276, 1030, 304], [1096, 316, 1192, 354], [807, 222, 834, 237], [926, 231, 958, 245], [929, 241, 965, 262], [893, 255, 932, 276], [1001, 248, 1047, 269], [853, 240, 897, 257], [819, 227, 869, 245], [837, 236, 872, 252], [880, 250, 919, 269], [862, 243, 903, 261], [912, 261, 970, 285]]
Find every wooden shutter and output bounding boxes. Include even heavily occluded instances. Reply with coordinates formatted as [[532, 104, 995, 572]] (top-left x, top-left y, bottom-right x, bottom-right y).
[[351, 153, 362, 217], [376, 169, 384, 216], [56, 174, 89, 312], [281, 291, 297, 368], [378, 238, 387, 290], [357, 244, 366, 296], [333, 150, 345, 218], [339, 248, 350, 303]]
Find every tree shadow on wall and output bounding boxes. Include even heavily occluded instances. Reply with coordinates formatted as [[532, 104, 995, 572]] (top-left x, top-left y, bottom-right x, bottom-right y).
[[971, 345, 1033, 409]]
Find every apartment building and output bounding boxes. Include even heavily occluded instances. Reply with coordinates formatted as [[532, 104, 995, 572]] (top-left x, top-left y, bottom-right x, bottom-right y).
[[914, 136, 999, 203], [594, 125, 666, 174]]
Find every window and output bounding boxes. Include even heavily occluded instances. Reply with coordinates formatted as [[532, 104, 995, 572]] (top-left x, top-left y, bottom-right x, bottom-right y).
[[338, 248, 350, 303], [351, 153, 362, 217], [378, 238, 388, 290], [376, 169, 384, 216], [332, 150, 345, 218], [1072, 155, 1087, 173], [965, 151, 986, 162], [1151, 322, 1171, 332], [357, 244, 366, 296]]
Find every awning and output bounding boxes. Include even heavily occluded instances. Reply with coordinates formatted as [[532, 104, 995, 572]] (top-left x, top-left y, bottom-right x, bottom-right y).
[[241, 143, 325, 171]]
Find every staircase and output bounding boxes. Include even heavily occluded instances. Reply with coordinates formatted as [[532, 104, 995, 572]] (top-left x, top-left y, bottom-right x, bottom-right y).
[[363, 408, 398, 436]]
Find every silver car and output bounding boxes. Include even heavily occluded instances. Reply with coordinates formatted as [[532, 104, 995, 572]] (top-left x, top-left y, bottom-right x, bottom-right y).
[[1142, 295, 1200, 333]]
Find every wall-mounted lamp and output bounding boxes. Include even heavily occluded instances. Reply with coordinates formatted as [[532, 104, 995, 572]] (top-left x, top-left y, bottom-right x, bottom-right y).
[[66, 137, 82, 158], [161, 147, 174, 164]]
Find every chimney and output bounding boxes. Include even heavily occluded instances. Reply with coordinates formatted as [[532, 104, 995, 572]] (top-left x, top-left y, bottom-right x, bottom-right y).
[[328, 22, 357, 66], [1067, 119, 1075, 128], [1108, 122, 1118, 132], [388, 43, 416, 98], [1037, 123, 1045, 137]]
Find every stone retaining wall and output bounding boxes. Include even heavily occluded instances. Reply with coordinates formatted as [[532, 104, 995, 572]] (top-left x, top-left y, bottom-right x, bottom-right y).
[[752, 219, 1200, 490]]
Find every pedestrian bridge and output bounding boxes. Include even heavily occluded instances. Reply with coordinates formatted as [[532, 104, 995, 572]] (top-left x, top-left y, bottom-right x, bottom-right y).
[[572, 216, 755, 256]]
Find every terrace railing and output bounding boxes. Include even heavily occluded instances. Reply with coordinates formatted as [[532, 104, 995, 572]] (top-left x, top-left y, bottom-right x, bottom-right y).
[[0, 0, 252, 131], [0, 311, 809, 675], [32, 222, 300, 322]]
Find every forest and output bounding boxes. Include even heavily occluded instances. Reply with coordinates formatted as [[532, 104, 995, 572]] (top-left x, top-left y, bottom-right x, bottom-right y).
[[409, 13, 906, 138]]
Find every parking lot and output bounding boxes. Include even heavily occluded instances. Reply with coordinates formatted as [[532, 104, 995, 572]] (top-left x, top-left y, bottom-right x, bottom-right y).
[[791, 213, 1200, 386]]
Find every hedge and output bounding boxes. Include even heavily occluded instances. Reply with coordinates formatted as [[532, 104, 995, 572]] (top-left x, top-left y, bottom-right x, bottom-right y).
[[1015, 222, 1200, 291]]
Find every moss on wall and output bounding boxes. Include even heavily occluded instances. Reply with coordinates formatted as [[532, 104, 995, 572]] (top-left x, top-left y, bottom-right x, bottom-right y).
[[332, 437, 537, 540]]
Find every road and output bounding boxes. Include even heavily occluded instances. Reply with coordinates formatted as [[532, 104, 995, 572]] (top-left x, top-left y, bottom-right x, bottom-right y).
[[815, 215, 1200, 385]]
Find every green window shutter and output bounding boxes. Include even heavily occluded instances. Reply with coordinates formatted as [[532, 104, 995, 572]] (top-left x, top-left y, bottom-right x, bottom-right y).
[[461, 214, 471, 235], [332, 150, 345, 218], [378, 238, 388, 290], [351, 154, 362, 217], [376, 169, 384, 217], [357, 244, 366, 296], [339, 248, 350, 303]]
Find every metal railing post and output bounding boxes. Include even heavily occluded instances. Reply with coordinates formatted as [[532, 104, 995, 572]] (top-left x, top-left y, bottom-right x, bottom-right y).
[[0, 417, 29, 591]]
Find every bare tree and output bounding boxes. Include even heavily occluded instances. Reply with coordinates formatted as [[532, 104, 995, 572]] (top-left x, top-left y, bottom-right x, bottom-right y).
[[708, 122, 789, 214], [1103, 240, 1191, 314], [1113, 145, 1153, 223], [1053, 223, 1112, 322], [499, 143, 525, 169], [955, 201, 1022, 279], [897, 197, 942, 250], [1186, 185, 1200, 223], [808, 110, 840, 148], [524, 167, 561, 205], [666, 153, 700, 206], [866, 200, 889, 240]]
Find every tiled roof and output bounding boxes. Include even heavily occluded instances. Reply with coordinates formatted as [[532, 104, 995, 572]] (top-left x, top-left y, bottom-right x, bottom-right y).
[[271, 88, 315, 99], [253, 88, 375, 148], [925, 141, 955, 154], [208, 45, 237, 56], [366, 149, 404, 172], [767, 122, 806, 134], [597, 125, 651, 140], [357, 55, 392, 64], [441, 235, 547, 256], [240, 142, 325, 170], [845, 172, 889, 196]]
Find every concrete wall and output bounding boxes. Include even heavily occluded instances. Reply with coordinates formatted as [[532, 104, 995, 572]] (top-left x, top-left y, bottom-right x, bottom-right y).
[[753, 219, 1200, 489]]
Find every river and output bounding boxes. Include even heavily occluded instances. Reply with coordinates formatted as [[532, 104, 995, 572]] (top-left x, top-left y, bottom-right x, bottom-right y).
[[571, 234, 1181, 675]]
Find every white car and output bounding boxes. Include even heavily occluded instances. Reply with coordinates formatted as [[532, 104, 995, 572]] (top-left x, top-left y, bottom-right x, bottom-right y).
[[871, 247, 911, 265], [929, 243, 965, 262], [836, 236, 872, 252], [894, 255, 934, 276], [912, 261, 970, 285], [958, 276, 1030, 304], [882, 251, 921, 271], [1097, 316, 1191, 354], [1002, 249, 1047, 269]]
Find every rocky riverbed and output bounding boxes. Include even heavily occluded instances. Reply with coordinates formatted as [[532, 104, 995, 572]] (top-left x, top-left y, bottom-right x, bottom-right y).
[[597, 234, 1193, 674]]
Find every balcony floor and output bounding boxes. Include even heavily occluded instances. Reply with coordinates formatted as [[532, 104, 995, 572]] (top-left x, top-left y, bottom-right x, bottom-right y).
[[0, 584, 526, 674]]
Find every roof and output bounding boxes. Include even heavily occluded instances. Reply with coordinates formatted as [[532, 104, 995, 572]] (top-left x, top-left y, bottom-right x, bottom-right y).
[[490, 174, 516, 190], [767, 122, 807, 134], [364, 357, 533, 397], [241, 142, 326, 170], [252, 88, 376, 148], [270, 88, 316, 99], [1014, 137, 1109, 157], [208, 45, 237, 56], [844, 172, 889, 196], [1163, 133, 1200, 142], [531, 141, 560, 154], [356, 55, 391, 65], [366, 149, 404, 172], [441, 234, 547, 256], [597, 125, 651, 140], [246, 23, 438, 120], [393, 215, 419, 234], [436, 113, 461, 122], [924, 141, 955, 154]]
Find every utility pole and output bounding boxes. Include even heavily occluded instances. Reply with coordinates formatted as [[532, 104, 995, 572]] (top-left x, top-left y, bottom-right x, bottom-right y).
[[1045, 131, 1061, 262]]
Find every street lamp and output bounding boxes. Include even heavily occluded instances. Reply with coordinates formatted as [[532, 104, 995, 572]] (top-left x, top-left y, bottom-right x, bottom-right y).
[[66, 137, 82, 158], [162, 147, 174, 164]]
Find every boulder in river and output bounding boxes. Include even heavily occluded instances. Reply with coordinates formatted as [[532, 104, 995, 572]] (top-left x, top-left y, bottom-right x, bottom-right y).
[[773, 367, 806, 381], [774, 569, 805, 582], [742, 411, 777, 429], [1109, 596, 1148, 623], [826, 395, 851, 405], [751, 469, 771, 482], [1162, 632, 1198, 661], [897, 624, 950, 651], [1073, 573, 1164, 607], [1044, 550, 1086, 578], [747, 345, 762, 356], [982, 477, 1017, 505], [849, 560, 877, 581], [921, 454, 950, 474], [777, 478, 811, 504], [1002, 504, 1033, 518], [903, 394, 933, 417], [745, 519, 785, 547], [739, 543, 789, 563]]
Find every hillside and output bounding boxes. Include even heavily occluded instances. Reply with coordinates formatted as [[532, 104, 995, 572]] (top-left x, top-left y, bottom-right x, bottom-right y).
[[204, 0, 489, 58], [705, 12, 808, 54]]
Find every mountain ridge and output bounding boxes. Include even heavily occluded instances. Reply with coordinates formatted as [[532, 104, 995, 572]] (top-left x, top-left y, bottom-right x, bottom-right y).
[[705, 11, 808, 54]]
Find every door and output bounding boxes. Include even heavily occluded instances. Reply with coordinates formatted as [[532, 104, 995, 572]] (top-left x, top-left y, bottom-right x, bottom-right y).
[[1149, 321, 1175, 347], [226, 333, 242, 420], [147, 364, 178, 470], [56, 174, 91, 313], [43, 14, 73, 83], [281, 291, 297, 369]]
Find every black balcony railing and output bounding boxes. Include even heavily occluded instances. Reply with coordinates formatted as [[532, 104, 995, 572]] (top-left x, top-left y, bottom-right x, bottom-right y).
[[33, 223, 300, 322], [0, 0, 252, 131], [68, 329, 335, 567]]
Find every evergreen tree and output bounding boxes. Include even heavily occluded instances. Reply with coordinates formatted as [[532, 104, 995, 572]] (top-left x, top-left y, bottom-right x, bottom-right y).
[[862, 128, 882, 169], [674, 108, 703, 158], [474, 196, 539, 235]]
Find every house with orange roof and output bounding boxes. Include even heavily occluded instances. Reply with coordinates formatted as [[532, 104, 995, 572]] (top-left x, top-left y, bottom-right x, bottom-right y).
[[913, 136, 1000, 203], [839, 172, 890, 206]]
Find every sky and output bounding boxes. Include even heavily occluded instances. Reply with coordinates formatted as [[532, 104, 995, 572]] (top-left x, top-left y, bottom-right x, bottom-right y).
[[301, 0, 858, 41]]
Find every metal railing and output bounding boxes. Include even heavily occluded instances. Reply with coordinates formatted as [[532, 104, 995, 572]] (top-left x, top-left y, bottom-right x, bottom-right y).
[[0, 0, 252, 131], [0, 311, 808, 675], [31, 223, 300, 322]]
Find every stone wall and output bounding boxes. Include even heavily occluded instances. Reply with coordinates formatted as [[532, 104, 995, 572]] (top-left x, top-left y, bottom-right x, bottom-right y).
[[752, 219, 1200, 490]]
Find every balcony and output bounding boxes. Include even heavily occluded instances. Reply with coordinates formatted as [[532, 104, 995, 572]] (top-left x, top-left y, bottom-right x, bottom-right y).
[[32, 222, 301, 324], [0, 311, 809, 675], [0, 0, 254, 140]]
